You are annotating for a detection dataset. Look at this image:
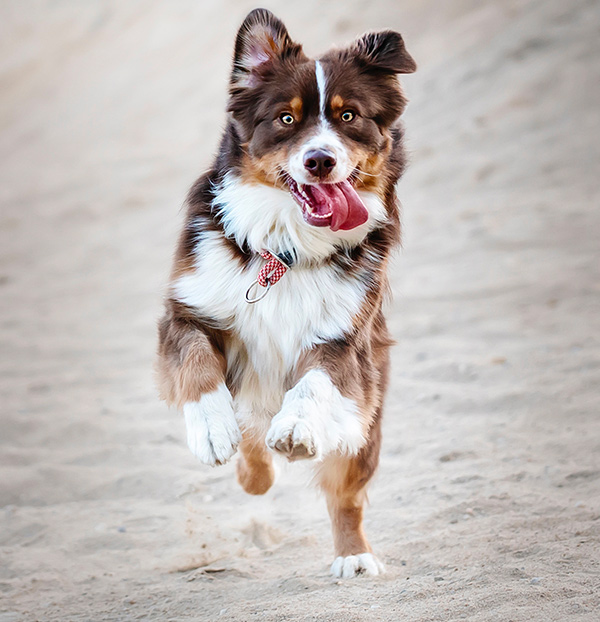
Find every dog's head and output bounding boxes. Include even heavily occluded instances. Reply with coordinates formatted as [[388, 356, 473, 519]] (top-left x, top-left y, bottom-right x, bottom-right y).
[[227, 8, 415, 232]]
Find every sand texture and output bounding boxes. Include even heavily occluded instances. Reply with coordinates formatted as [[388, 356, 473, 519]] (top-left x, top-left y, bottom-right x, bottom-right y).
[[1, 0, 599, 620]]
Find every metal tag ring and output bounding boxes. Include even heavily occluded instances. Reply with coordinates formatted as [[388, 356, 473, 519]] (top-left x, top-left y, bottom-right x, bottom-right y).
[[245, 279, 271, 304]]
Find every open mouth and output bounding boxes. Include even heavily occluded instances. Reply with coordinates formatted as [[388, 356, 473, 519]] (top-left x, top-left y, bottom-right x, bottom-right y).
[[285, 175, 369, 232]]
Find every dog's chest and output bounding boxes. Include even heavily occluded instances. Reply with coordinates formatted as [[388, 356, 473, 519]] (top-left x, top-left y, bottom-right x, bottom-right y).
[[174, 232, 365, 412]]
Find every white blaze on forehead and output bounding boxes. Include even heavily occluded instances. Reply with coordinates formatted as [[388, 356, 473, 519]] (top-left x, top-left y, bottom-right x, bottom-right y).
[[315, 60, 327, 118]]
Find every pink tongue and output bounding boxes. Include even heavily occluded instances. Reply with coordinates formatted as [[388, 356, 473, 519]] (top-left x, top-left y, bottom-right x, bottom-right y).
[[307, 181, 369, 231]]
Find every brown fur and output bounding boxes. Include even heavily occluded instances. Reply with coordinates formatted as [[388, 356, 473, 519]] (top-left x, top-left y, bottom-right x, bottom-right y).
[[319, 405, 383, 556], [239, 151, 290, 187], [289, 96, 303, 120], [236, 435, 275, 495], [157, 303, 228, 408], [330, 94, 345, 112]]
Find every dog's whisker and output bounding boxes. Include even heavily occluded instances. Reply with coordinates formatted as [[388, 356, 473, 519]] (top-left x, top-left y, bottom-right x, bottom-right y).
[[355, 169, 381, 178]]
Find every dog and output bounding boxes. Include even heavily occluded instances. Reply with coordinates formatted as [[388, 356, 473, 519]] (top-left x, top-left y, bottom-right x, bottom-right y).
[[157, 8, 415, 578]]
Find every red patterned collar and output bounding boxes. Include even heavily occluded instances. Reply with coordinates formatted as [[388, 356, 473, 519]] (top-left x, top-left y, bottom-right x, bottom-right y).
[[245, 249, 294, 304]]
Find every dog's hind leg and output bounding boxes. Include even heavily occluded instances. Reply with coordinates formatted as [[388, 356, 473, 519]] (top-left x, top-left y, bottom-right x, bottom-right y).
[[237, 434, 275, 495], [317, 411, 385, 578]]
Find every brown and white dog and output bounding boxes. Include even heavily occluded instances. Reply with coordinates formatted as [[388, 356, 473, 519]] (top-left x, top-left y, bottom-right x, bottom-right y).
[[157, 8, 415, 578]]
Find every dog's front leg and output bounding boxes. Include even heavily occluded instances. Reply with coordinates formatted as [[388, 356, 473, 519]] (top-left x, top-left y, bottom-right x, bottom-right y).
[[157, 312, 241, 467], [266, 369, 365, 461], [182, 385, 241, 467]]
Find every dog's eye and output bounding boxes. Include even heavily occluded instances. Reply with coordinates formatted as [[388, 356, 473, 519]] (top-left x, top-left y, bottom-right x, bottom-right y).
[[341, 110, 355, 122], [279, 113, 295, 126]]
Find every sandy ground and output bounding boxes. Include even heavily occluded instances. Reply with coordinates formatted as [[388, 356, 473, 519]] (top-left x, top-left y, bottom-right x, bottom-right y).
[[1, 1, 599, 620]]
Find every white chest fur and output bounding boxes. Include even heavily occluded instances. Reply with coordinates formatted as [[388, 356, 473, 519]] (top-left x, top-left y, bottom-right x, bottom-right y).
[[173, 232, 364, 418], [173, 177, 385, 424]]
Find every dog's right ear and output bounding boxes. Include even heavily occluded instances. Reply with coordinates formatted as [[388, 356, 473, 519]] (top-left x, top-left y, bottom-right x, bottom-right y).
[[230, 8, 303, 88]]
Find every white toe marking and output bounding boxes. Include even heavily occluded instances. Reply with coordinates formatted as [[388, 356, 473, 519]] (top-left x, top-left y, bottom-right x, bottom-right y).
[[330, 556, 345, 577], [183, 383, 241, 466], [266, 413, 319, 460], [331, 553, 385, 578], [266, 369, 364, 460]]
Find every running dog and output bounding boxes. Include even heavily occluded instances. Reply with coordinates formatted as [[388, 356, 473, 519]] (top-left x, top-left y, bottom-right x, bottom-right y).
[[157, 8, 416, 578]]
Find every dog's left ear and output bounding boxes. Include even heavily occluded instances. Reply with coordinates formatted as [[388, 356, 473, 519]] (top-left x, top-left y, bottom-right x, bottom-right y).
[[230, 8, 303, 88], [351, 30, 416, 74]]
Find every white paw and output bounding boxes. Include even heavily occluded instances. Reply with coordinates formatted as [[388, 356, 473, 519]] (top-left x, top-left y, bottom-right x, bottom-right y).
[[266, 369, 365, 461], [330, 553, 385, 579], [183, 384, 241, 467], [266, 415, 320, 461]]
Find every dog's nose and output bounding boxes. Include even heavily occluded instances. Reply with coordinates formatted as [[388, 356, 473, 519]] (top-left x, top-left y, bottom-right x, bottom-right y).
[[303, 149, 337, 178]]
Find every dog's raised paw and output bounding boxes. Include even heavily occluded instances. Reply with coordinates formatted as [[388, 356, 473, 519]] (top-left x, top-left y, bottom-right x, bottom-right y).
[[183, 385, 241, 467], [330, 553, 385, 579], [266, 417, 319, 461]]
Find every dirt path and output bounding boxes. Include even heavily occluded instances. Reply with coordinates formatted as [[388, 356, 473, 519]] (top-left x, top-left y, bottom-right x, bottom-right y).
[[1, 1, 599, 620]]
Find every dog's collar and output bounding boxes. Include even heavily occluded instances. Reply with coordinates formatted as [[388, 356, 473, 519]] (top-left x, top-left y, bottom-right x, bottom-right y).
[[245, 249, 295, 304]]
